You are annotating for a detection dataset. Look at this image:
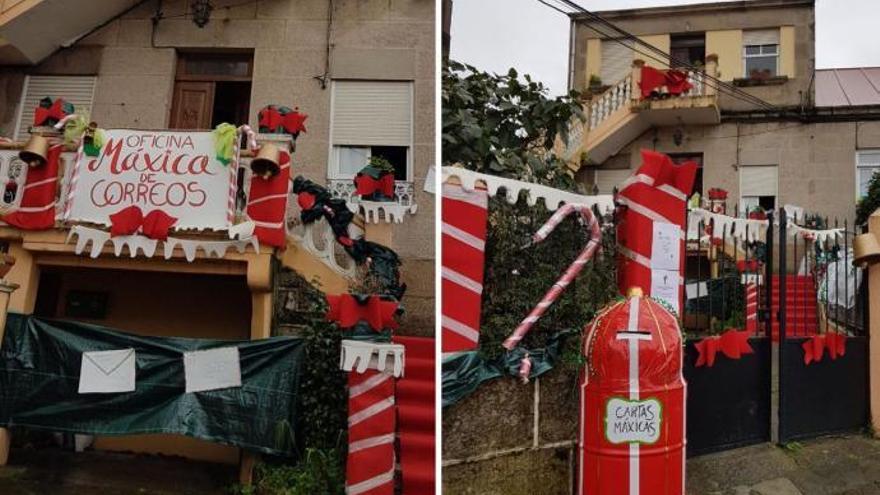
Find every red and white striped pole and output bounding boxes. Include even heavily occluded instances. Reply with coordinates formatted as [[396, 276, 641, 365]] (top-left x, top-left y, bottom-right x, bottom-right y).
[[340, 341, 405, 495]]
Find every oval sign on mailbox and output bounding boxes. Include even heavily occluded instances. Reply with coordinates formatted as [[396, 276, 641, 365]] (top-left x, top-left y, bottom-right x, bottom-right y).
[[604, 397, 662, 445]]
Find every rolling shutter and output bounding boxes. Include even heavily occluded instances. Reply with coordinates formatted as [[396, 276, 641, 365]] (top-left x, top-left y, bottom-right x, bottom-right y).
[[331, 81, 413, 147], [595, 168, 632, 194], [740, 165, 778, 197], [743, 29, 779, 46], [14, 75, 97, 141], [600, 39, 633, 85]]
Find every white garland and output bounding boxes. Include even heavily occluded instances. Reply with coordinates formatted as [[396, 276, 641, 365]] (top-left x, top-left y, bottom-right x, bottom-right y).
[[688, 208, 843, 244], [67, 225, 259, 261], [339, 340, 405, 377], [442, 166, 614, 212]]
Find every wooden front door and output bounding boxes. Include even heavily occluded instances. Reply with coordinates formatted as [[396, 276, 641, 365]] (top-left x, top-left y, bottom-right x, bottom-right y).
[[170, 81, 214, 130]]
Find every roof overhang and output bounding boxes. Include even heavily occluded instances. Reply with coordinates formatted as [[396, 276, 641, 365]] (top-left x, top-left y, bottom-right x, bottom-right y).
[[0, 0, 141, 65]]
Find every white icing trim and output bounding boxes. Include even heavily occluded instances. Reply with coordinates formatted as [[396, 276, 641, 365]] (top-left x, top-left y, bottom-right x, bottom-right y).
[[442, 166, 614, 212], [339, 340, 405, 378], [163, 236, 260, 262], [67, 225, 259, 261], [359, 201, 418, 224]]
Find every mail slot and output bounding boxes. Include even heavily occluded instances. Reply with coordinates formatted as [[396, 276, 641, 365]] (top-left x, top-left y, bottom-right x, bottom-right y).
[[579, 288, 686, 495]]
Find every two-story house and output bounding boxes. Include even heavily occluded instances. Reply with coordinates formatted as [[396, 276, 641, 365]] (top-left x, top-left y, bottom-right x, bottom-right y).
[[565, 0, 880, 224], [0, 0, 435, 487]]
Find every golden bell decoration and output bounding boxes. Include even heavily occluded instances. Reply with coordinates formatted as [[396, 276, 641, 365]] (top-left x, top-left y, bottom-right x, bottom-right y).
[[19, 134, 50, 167], [250, 143, 281, 179], [853, 233, 880, 267]]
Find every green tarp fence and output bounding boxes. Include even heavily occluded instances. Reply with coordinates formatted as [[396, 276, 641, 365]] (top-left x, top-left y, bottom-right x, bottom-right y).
[[442, 329, 574, 408], [0, 313, 305, 457]]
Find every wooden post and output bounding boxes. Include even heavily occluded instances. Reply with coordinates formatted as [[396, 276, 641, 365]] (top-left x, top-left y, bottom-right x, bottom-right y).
[[0, 280, 20, 466], [868, 210, 880, 434], [705, 54, 719, 97]]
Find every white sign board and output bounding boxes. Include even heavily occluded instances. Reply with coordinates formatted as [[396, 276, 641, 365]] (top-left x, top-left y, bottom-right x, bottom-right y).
[[79, 348, 136, 394], [184, 347, 242, 393], [651, 269, 680, 313], [605, 397, 662, 445], [651, 222, 680, 270], [67, 130, 233, 230]]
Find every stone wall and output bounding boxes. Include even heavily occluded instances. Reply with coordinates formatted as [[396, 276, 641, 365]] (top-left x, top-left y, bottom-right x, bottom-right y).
[[0, 0, 435, 334], [442, 367, 582, 495]]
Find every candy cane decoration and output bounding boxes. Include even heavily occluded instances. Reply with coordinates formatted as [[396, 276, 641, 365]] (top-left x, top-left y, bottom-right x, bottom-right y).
[[502, 203, 603, 350], [238, 124, 258, 152]]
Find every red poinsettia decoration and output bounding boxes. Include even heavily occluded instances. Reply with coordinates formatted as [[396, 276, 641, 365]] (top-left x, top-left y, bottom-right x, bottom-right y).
[[748, 209, 767, 220]]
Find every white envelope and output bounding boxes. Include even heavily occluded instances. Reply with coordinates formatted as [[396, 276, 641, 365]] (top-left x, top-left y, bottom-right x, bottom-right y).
[[183, 346, 242, 393], [78, 348, 136, 394]]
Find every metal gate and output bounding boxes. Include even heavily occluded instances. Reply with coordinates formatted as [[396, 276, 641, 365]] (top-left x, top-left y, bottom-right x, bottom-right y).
[[682, 206, 869, 455], [776, 210, 869, 443]]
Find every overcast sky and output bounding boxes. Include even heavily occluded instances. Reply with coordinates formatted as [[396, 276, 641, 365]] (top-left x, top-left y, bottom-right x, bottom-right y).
[[450, 0, 880, 95]]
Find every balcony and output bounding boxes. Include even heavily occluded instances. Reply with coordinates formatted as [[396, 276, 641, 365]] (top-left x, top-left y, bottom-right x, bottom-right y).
[[561, 56, 721, 167], [327, 179, 417, 224]]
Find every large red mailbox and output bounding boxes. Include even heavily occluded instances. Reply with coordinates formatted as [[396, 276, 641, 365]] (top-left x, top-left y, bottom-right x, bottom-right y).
[[579, 288, 686, 495]]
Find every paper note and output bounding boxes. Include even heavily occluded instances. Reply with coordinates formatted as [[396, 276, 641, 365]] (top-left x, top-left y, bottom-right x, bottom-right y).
[[651, 222, 680, 270], [651, 269, 679, 313], [685, 281, 708, 301], [79, 348, 136, 394], [184, 346, 242, 393], [423, 165, 436, 194]]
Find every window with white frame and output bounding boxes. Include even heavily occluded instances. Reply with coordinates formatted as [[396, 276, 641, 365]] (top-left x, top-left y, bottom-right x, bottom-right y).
[[740, 165, 778, 212], [743, 29, 779, 78], [329, 80, 413, 181], [857, 150, 880, 200], [14, 75, 97, 141]]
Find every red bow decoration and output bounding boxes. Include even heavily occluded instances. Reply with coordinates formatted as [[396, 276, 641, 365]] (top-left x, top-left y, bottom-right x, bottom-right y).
[[33, 98, 70, 127], [258, 106, 308, 135], [282, 110, 308, 135], [640, 66, 694, 99], [258, 107, 283, 132], [297, 191, 317, 210], [695, 329, 754, 367], [637, 149, 698, 197], [326, 294, 399, 331], [109, 205, 178, 240], [803, 332, 847, 365], [354, 173, 395, 198]]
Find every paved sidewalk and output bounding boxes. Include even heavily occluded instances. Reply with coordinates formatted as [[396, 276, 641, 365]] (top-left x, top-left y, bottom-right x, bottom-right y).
[[0, 447, 234, 494], [687, 434, 880, 495]]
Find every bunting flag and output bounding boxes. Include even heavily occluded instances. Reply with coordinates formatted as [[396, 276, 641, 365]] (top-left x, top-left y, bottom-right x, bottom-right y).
[[441, 182, 489, 354], [346, 368, 396, 495], [1, 144, 62, 231], [246, 150, 291, 248], [616, 149, 698, 309]]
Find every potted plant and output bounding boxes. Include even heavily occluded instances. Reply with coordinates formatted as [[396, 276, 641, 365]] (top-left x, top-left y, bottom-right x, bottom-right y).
[[747, 207, 767, 220], [707, 187, 728, 214]]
